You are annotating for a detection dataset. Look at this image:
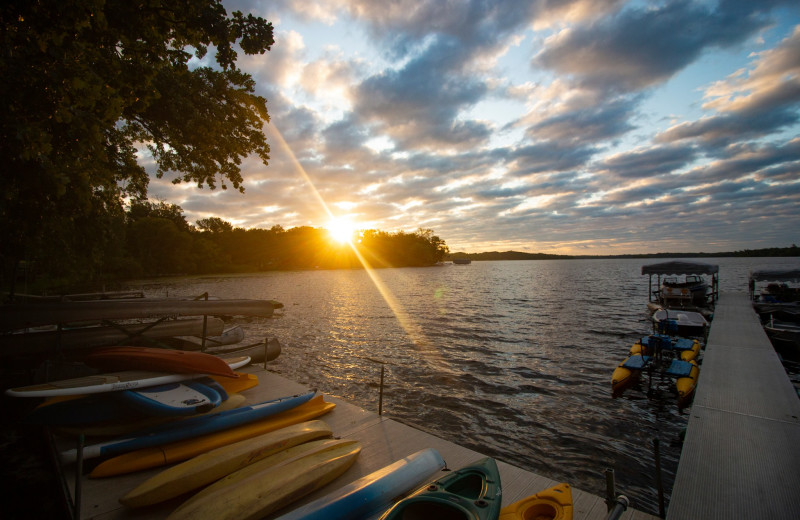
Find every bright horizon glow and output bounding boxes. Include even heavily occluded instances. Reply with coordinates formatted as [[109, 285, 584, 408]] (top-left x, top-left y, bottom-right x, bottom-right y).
[[326, 217, 357, 244]]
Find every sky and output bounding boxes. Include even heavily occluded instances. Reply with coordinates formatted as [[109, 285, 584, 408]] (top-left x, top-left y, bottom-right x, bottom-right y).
[[146, 0, 800, 256]]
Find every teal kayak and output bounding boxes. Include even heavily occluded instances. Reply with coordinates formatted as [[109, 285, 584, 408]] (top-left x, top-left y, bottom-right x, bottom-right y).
[[379, 457, 502, 520]]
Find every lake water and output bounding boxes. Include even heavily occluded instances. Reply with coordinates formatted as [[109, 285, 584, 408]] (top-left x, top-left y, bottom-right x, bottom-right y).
[[128, 256, 800, 515]]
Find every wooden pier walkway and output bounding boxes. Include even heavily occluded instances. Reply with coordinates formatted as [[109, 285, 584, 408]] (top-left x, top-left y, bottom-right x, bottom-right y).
[[58, 367, 658, 520], [667, 292, 800, 519]]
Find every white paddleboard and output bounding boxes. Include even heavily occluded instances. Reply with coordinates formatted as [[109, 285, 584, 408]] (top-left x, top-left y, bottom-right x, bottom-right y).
[[5, 356, 250, 398]]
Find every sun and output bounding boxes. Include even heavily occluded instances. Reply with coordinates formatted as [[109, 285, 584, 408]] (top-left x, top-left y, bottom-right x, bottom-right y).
[[326, 217, 357, 244]]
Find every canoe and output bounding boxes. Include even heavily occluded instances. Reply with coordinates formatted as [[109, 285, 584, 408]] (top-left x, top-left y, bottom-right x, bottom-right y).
[[0, 317, 225, 357], [84, 346, 238, 378], [276, 448, 446, 520], [171, 325, 245, 350], [120, 420, 333, 508], [167, 439, 362, 520], [499, 483, 573, 520], [0, 298, 281, 331], [90, 394, 336, 477], [379, 457, 502, 520], [61, 390, 316, 463], [5, 356, 250, 398]]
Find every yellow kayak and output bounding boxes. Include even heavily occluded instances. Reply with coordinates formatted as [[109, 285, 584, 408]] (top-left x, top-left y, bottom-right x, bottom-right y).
[[611, 355, 648, 396], [120, 420, 333, 508], [499, 483, 573, 520], [167, 439, 361, 520], [90, 394, 335, 477]]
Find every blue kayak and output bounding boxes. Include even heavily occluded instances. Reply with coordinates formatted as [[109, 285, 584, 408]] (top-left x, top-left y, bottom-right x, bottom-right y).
[[276, 448, 446, 520], [379, 457, 502, 520], [61, 389, 316, 463]]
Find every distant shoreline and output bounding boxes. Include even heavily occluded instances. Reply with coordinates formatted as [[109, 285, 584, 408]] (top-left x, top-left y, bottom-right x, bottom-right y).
[[447, 245, 800, 261]]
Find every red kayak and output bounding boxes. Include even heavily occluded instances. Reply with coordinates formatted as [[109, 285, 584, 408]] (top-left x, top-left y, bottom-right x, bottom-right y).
[[84, 347, 238, 378]]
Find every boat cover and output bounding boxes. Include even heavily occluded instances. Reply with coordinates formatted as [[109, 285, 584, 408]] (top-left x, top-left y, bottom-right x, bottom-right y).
[[665, 360, 694, 378], [641, 261, 719, 276], [749, 269, 800, 282]]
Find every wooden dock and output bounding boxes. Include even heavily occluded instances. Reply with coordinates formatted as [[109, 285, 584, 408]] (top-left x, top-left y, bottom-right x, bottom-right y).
[[667, 292, 800, 519], [57, 367, 658, 519]]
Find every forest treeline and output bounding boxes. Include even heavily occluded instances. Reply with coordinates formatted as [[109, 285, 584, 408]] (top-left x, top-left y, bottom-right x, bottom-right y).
[[8, 201, 449, 293], [449, 245, 800, 261]]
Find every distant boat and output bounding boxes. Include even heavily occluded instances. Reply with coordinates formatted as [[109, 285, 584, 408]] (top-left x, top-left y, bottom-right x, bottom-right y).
[[452, 258, 471, 265]]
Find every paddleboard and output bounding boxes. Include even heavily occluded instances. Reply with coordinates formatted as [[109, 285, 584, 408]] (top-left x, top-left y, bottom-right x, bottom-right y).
[[57, 394, 248, 438], [5, 356, 250, 398], [90, 394, 335, 477], [120, 420, 334, 507], [167, 439, 362, 520], [118, 379, 223, 417], [499, 483, 573, 520], [61, 389, 316, 463], [276, 448, 446, 520], [84, 346, 238, 378]]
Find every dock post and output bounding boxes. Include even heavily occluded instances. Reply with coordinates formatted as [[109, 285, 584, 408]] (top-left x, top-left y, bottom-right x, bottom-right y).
[[653, 438, 665, 518], [604, 495, 630, 520], [604, 468, 616, 511], [379, 363, 385, 416], [75, 433, 84, 519]]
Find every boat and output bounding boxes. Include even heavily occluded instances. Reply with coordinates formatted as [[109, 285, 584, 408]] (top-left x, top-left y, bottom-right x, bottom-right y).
[[642, 261, 719, 314], [275, 448, 447, 520], [120, 420, 334, 508], [90, 394, 336, 477], [0, 298, 281, 332], [5, 356, 251, 398], [763, 318, 800, 361], [749, 269, 800, 303], [667, 359, 699, 408], [630, 335, 702, 362], [379, 457, 502, 520], [166, 439, 362, 520], [652, 308, 709, 338], [611, 355, 650, 396], [84, 346, 239, 378], [499, 482, 573, 520], [452, 258, 472, 265], [61, 390, 317, 463]]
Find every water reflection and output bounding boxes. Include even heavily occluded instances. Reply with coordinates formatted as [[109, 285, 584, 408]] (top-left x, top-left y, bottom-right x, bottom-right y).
[[133, 256, 800, 515]]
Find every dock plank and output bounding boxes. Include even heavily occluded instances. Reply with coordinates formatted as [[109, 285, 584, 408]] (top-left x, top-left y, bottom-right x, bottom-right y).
[[667, 292, 800, 520]]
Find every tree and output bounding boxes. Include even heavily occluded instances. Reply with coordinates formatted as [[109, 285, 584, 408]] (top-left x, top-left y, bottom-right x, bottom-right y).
[[0, 1, 274, 291]]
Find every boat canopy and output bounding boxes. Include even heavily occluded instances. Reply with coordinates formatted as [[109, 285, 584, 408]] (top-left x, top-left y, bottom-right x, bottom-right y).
[[641, 261, 719, 276], [749, 269, 800, 282]]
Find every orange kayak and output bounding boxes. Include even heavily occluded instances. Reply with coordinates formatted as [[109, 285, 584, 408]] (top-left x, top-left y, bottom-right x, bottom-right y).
[[84, 346, 238, 378]]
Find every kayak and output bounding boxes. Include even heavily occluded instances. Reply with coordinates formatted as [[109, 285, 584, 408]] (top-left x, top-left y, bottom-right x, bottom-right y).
[[499, 482, 573, 520], [5, 356, 250, 398], [276, 448, 446, 520], [120, 420, 333, 508], [90, 394, 336, 477], [61, 390, 316, 463], [84, 346, 238, 378], [167, 439, 362, 520], [379, 457, 502, 520]]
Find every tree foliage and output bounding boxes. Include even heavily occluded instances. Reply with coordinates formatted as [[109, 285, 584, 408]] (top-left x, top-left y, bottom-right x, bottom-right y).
[[1, 0, 274, 290]]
